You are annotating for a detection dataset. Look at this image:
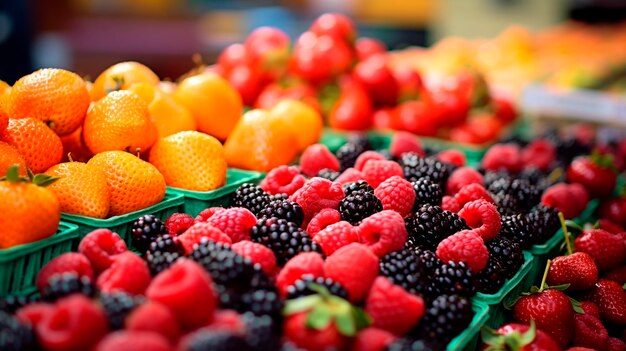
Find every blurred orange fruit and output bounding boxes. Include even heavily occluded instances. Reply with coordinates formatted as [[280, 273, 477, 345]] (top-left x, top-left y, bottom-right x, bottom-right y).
[[0, 80, 9, 95], [9, 68, 90, 136], [91, 61, 160, 101], [173, 72, 242, 140], [1, 118, 63, 173], [0, 96, 8, 135], [149, 131, 227, 191], [158, 81, 177, 95], [269, 99, 323, 151], [149, 91, 197, 138], [87, 151, 166, 216], [224, 109, 299, 172], [127, 82, 156, 104], [60, 127, 93, 163], [0, 141, 27, 177], [83, 90, 157, 154]]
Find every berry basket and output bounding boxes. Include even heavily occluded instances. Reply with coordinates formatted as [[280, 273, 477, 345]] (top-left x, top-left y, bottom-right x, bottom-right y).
[[61, 192, 184, 248], [166, 168, 265, 217], [0, 222, 79, 297], [446, 300, 490, 351]]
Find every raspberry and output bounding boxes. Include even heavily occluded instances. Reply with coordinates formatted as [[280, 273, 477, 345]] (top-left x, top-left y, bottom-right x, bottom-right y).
[[455, 183, 495, 208], [362, 160, 404, 188], [358, 210, 408, 257], [389, 131, 425, 159], [521, 139, 556, 172], [164, 212, 196, 235], [355, 151, 387, 171], [78, 229, 128, 274], [436, 230, 489, 272], [482, 143, 522, 174], [260, 165, 306, 196], [207, 310, 245, 334], [125, 302, 182, 344], [353, 328, 396, 351], [572, 313, 609, 350], [365, 277, 425, 335], [195, 207, 225, 222], [335, 167, 366, 185], [324, 243, 379, 302], [206, 207, 257, 243], [441, 195, 461, 212], [299, 144, 340, 177], [446, 167, 484, 196], [94, 331, 171, 351], [178, 222, 231, 254], [146, 259, 217, 330], [374, 176, 416, 217], [541, 183, 585, 219], [15, 302, 53, 327], [276, 252, 325, 297], [458, 200, 501, 241], [97, 251, 151, 295], [313, 221, 359, 256], [436, 149, 466, 168], [306, 208, 341, 237], [36, 253, 93, 293], [231, 240, 278, 276], [290, 177, 344, 223]]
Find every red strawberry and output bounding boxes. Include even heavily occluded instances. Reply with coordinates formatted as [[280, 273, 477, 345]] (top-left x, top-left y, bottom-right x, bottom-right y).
[[178, 222, 231, 254], [313, 221, 358, 256], [389, 132, 425, 159], [574, 229, 626, 271], [94, 331, 171, 351], [125, 301, 182, 344], [374, 176, 416, 218], [608, 337, 626, 351], [436, 229, 489, 272], [365, 277, 424, 335], [276, 252, 325, 297], [597, 218, 625, 234], [357, 210, 408, 257], [300, 144, 341, 177], [580, 301, 600, 318], [96, 251, 151, 295], [306, 208, 341, 237], [353, 327, 396, 351], [603, 266, 626, 285], [567, 154, 618, 198], [571, 313, 609, 350], [600, 197, 626, 227], [283, 311, 348, 351], [541, 183, 588, 219], [481, 322, 560, 351], [36, 252, 94, 293], [231, 240, 278, 276], [78, 229, 128, 274], [324, 243, 379, 302], [589, 279, 626, 325], [546, 252, 598, 291], [205, 207, 257, 243]]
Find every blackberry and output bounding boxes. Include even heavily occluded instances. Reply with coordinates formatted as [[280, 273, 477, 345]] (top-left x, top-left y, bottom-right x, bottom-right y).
[[338, 189, 383, 225], [0, 310, 36, 351], [336, 141, 368, 171], [519, 167, 550, 190], [488, 178, 540, 212], [486, 236, 524, 279], [483, 170, 511, 189], [399, 153, 450, 191], [494, 193, 522, 216], [526, 205, 561, 245], [186, 330, 248, 351], [130, 214, 166, 253], [258, 199, 304, 227], [417, 294, 473, 344], [41, 273, 94, 302], [386, 338, 442, 351], [316, 168, 340, 181], [0, 295, 39, 314], [476, 257, 506, 294], [411, 178, 442, 210], [270, 193, 289, 202], [100, 292, 144, 330], [347, 133, 372, 151], [238, 289, 283, 319], [343, 180, 375, 196], [145, 234, 184, 275], [405, 205, 469, 251], [243, 313, 280, 351], [500, 214, 536, 250], [286, 275, 349, 300], [413, 248, 442, 276], [380, 249, 428, 295], [232, 183, 271, 216], [250, 218, 321, 266], [555, 136, 591, 165], [427, 261, 476, 297]]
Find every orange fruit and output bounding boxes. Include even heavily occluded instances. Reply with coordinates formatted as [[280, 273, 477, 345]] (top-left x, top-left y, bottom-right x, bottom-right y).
[[0, 166, 60, 249], [0, 141, 27, 177], [87, 151, 166, 216], [9, 68, 90, 136], [60, 127, 93, 163], [0, 95, 8, 135], [127, 82, 156, 104], [173, 72, 242, 140], [1, 118, 63, 173], [149, 131, 227, 191], [158, 81, 177, 95], [45, 162, 110, 218], [224, 109, 299, 172], [0, 80, 9, 95], [269, 99, 323, 151], [149, 91, 197, 138], [83, 90, 157, 154], [91, 61, 160, 101]]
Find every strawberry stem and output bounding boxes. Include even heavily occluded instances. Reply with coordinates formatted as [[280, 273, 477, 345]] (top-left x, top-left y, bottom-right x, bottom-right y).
[[539, 259, 551, 292], [559, 212, 573, 255], [67, 153, 74, 163]]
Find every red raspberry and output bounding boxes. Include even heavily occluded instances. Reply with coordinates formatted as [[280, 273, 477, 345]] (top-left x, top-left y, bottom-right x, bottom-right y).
[[306, 208, 341, 237], [374, 176, 415, 217], [357, 210, 408, 257], [78, 229, 128, 274], [542, 183, 585, 219], [458, 199, 501, 241], [313, 221, 359, 256], [36, 253, 94, 293], [178, 222, 231, 254], [207, 310, 245, 334], [608, 337, 626, 351], [575, 229, 626, 271], [300, 144, 340, 177], [436, 229, 489, 272], [97, 251, 151, 295], [284, 311, 348, 351], [164, 213, 196, 236], [231, 240, 278, 276], [362, 160, 404, 188], [94, 331, 171, 351], [580, 301, 600, 318], [441, 195, 461, 213], [365, 277, 425, 335], [16, 303, 53, 327], [324, 243, 379, 302], [572, 313, 609, 350], [482, 143, 522, 174], [36, 295, 108, 351], [389, 131, 425, 159], [353, 327, 396, 351], [446, 167, 484, 196], [146, 259, 217, 330], [290, 177, 345, 223], [521, 139, 556, 172], [569, 183, 590, 210], [126, 302, 182, 344], [436, 149, 466, 168], [455, 183, 494, 208], [603, 266, 626, 285], [205, 207, 257, 243], [276, 252, 325, 297], [335, 167, 366, 185], [355, 151, 387, 171], [260, 165, 306, 196], [194, 207, 225, 222]]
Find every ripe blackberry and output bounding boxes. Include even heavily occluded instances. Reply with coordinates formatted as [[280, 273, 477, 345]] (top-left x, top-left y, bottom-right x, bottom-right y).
[[286, 275, 349, 300], [488, 178, 540, 212], [0, 296, 39, 314], [186, 330, 248, 351], [380, 248, 428, 295], [130, 214, 166, 253], [343, 180, 375, 196], [413, 248, 442, 276], [386, 338, 442, 351], [0, 310, 36, 351], [336, 141, 368, 171], [41, 273, 94, 302], [499, 214, 536, 250], [258, 199, 304, 227], [316, 168, 340, 181], [399, 153, 450, 191], [476, 257, 506, 294], [232, 183, 271, 216], [243, 313, 281, 351], [526, 205, 561, 245], [100, 292, 144, 330], [555, 136, 591, 165], [405, 205, 469, 251], [417, 294, 473, 344], [145, 234, 184, 276], [483, 170, 512, 189], [347, 133, 372, 151], [338, 189, 383, 225], [494, 193, 522, 216], [238, 289, 283, 319], [427, 261, 476, 297], [411, 178, 442, 210], [250, 218, 321, 266], [486, 236, 524, 279], [518, 167, 549, 190]]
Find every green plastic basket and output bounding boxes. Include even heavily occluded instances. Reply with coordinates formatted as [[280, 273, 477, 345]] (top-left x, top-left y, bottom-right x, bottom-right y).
[[446, 300, 490, 351], [0, 222, 79, 297], [61, 192, 185, 249], [166, 168, 265, 217]]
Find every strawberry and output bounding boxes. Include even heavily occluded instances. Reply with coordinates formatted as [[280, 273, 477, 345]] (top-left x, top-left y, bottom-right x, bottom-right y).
[[597, 218, 625, 234], [574, 229, 626, 271], [580, 301, 600, 318], [603, 266, 626, 285], [567, 153, 618, 198], [94, 331, 171, 351], [588, 279, 626, 325], [481, 321, 560, 351], [324, 243, 379, 302], [353, 328, 396, 351], [608, 337, 626, 351], [546, 252, 598, 291], [571, 313, 609, 350], [365, 277, 425, 335], [276, 252, 325, 297], [36, 252, 94, 293], [541, 183, 588, 219], [599, 197, 626, 228]]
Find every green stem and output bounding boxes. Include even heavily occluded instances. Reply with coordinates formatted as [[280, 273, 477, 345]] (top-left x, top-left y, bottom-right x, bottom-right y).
[[539, 259, 551, 292], [559, 212, 573, 255]]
